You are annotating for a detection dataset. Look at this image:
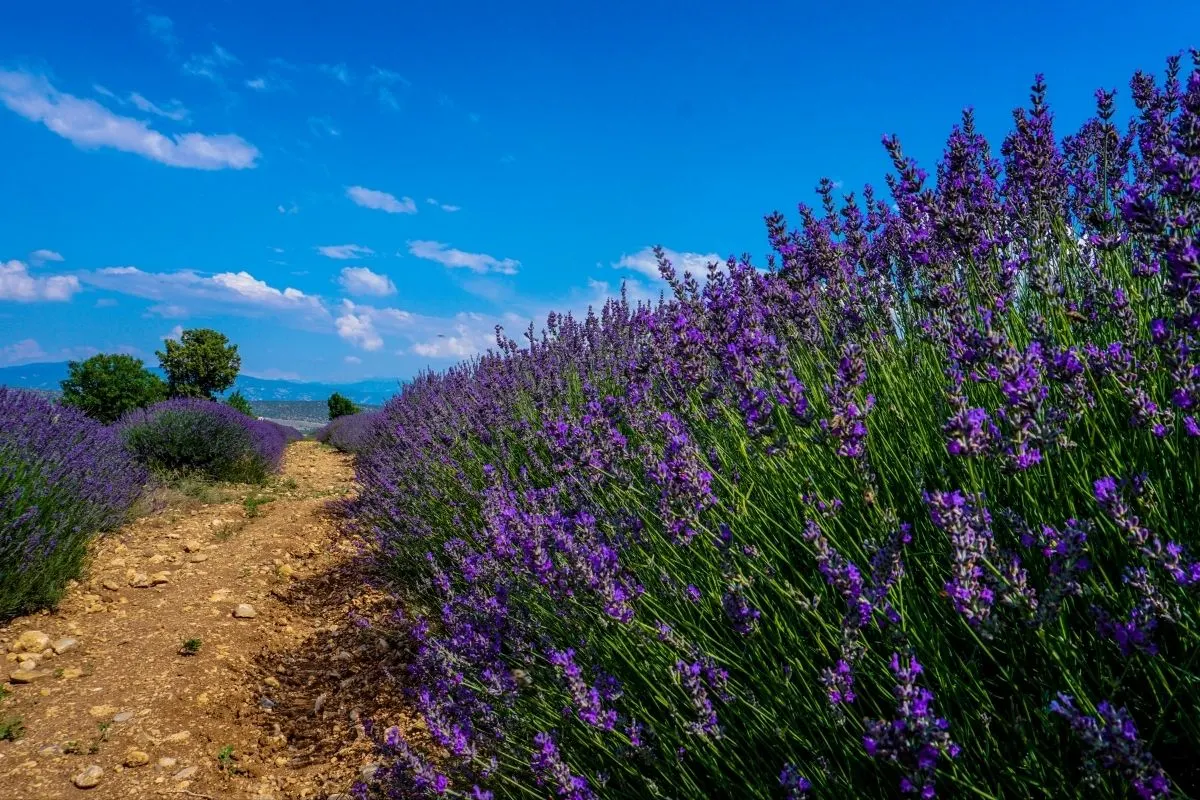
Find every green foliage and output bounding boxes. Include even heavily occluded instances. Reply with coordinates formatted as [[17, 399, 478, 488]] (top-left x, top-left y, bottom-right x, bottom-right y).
[[0, 716, 23, 742], [59, 353, 167, 423], [225, 390, 255, 417], [243, 491, 273, 518], [180, 637, 202, 656], [156, 328, 241, 399], [327, 391, 358, 420]]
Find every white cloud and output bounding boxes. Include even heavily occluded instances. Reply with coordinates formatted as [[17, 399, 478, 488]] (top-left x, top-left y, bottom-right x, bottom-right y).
[[377, 87, 400, 111], [0, 259, 81, 302], [319, 63, 352, 84], [335, 302, 383, 351], [184, 44, 239, 82], [142, 13, 178, 50], [318, 244, 375, 260], [425, 197, 461, 212], [164, 325, 184, 341], [346, 186, 417, 214], [408, 240, 519, 275], [339, 267, 396, 296], [0, 338, 47, 365], [343, 355, 362, 364], [95, 297, 118, 308], [308, 116, 340, 137], [0, 71, 259, 170], [369, 67, 409, 86], [129, 92, 188, 121], [80, 267, 328, 324], [277, 201, 299, 215], [245, 74, 290, 93], [410, 321, 496, 358], [29, 248, 64, 265], [612, 246, 722, 282]]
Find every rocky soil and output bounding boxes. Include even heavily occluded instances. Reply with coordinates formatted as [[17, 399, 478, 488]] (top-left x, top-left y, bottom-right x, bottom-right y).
[[0, 441, 418, 799]]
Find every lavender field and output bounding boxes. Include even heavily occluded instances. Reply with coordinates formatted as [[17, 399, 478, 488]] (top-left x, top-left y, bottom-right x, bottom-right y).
[[341, 54, 1200, 799], [3, 44, 1200, 800]]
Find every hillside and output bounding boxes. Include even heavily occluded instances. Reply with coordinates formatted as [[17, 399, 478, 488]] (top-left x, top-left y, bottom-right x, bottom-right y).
[[0, 362, 403, 406]]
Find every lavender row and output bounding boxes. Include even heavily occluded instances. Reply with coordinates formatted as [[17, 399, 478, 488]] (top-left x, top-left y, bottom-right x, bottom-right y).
[[117, 397, 297, 483], [350, 52, 1200, 798], [314, 411, 382, 455], [0, 388, 148, 618]]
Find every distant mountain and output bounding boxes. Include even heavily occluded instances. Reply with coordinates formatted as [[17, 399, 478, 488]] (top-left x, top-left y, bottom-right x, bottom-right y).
[[0, 362, 404, 406]]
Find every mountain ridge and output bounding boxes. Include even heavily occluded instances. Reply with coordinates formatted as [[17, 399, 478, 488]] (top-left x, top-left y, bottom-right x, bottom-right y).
[[0, 361, 405, 405]]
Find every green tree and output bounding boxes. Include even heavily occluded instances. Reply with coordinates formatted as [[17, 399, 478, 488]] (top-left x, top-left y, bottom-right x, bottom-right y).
[[59, 353, 167, 423], [156, 328, 241, 400], [225, 390, 254, 417], [327, 392, 358, 420]]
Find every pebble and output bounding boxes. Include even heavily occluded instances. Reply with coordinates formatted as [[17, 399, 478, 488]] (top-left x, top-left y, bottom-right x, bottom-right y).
[[164, 730, 191, 743], [101, 580, 122, 591], [263, 676, 281, 689], [17, 658, 37, 672], [259, 696, 277, 710], [73, 765, 104, 789], [173, 766, 198, 781], [113, 711, 135, 723], [208, 589, 232, 602], [360, 762, 382, 782], [183, 539, 203, 552], [129, 573, 151, 588], [188, 553, 209, 563], [60, 667, 83, 679], [124, 750, 151, 767], [157, 757, 178, 769], [150, 571, 171, 586], [313, 692, 328, 715], [233, 603, 258, 619], [13, 630, 50, 653], [9, 669, 50, 683], [51, 636, 79, 655]]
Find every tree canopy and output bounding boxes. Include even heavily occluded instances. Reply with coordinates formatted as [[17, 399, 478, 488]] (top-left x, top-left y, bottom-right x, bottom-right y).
[[59, 353, 167, 423], [156, 328, 241, 400]]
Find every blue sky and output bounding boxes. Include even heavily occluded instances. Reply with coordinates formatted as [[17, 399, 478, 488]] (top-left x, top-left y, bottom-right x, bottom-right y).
[[1, 2, 1196, 382]]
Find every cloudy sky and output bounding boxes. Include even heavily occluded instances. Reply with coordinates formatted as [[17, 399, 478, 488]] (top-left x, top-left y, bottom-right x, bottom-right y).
[[1, 1, 1196, 381]]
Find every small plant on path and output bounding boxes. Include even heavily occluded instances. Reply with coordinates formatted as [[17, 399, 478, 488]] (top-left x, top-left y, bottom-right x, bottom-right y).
[[0, 716, 24, 741], [243, 492, 274, 518], [180, 637, 203, 656]]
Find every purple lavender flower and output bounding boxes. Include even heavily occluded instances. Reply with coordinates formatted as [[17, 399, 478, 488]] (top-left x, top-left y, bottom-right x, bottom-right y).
[[1050, 694, 1170, 797], [531, 731, 596, 800], [779, 764, 813, 799], [863, 653, 960, 798], [547, 648, 620, 731]]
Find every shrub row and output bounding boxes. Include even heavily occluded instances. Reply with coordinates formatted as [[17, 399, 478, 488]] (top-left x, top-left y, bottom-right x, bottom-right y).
[[0, 388, 147, 618]]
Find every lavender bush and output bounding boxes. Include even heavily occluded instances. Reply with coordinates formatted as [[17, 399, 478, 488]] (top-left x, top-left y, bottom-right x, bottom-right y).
[[119, 398, 293, 483], [352, 53, 1200, 798], [314, 411, 381, 455], [1, 388, 147, 618]]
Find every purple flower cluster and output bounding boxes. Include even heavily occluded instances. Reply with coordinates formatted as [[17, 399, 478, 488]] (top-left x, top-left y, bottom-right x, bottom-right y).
[[344, 52, 1200, 798], [1, 388, 147, 618], [863, 654, 961, 798], [1050, 693, 1170, 798], [118, 397, 291, 481], [314, 411, 381, 455], [925, 490, 1035, 628]]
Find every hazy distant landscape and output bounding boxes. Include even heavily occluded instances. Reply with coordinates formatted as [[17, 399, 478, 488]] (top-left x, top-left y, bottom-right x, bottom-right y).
[[0, 362, 402, 406]]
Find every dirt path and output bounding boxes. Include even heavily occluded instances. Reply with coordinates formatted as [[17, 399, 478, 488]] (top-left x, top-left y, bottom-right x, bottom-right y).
[[0, 441, 414, 800]]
